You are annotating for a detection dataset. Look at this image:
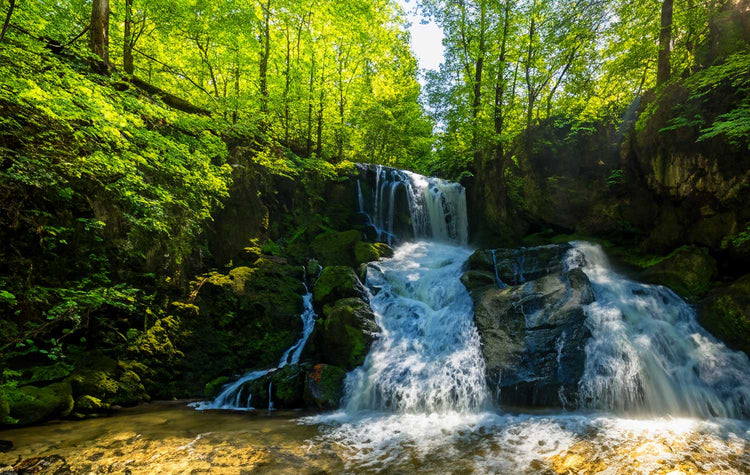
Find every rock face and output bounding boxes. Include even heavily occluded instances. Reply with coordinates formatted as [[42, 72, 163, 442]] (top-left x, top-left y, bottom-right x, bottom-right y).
[[640, 246, 718, 299], [701, 274, 750, 357], [464, 244, 594, 407]]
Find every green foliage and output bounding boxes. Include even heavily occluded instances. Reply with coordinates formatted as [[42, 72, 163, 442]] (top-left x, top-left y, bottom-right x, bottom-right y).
[[606, 169, 625, 187]]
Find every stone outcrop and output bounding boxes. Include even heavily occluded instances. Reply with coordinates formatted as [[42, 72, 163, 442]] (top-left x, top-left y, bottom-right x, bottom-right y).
[[463, 244, 593, 407]]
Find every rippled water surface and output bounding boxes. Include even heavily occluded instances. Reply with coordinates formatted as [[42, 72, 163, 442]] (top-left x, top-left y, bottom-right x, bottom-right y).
[[1, 402, 748, 474]]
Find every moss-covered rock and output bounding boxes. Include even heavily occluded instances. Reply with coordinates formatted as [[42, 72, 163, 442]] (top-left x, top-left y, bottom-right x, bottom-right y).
[[8, 382, 74, 425], [23, 362, 75, 385], [240, 364, 310, 409], [203, 376, 230, 399], [313, 266, 365, 307], [67, 354, 149, 408], [700, 274, 750, 356], [74, 395, 109, 413], [310, 230, 362, 267], [317, 298, 378, 370], [128, 316, 183, 363], [354, 242, 394, 265], [304, 364, 347, 409], [640, 246, 717, 298], [0, 398, 11, 425]]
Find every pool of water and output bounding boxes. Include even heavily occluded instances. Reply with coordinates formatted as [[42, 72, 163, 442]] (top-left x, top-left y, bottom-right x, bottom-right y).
[[1, 402, 748, 474]]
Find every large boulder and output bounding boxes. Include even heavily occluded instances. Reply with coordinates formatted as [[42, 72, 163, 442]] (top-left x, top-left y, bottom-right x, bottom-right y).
[[640, 246, 717, 299], [313, 266, 366, 307], [700, 274, 750, 357], [464, 244, 593, 408], [7, 381, 74, 425], [315, 298, 378, 370], [354, 241, 394, 265], [237, 364, 311, 410], [310, 230, 362, 267]]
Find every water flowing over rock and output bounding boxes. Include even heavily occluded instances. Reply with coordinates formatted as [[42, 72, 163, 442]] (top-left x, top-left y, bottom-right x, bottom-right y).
[[354, 164, 469, 245], [464, 243, 593, 407]]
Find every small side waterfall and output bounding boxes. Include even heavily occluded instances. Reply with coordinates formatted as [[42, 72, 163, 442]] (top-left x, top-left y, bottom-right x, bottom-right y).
[[193, 284, 317, 411], [356, 165, 468, 245], [569, 242, 750, 418]]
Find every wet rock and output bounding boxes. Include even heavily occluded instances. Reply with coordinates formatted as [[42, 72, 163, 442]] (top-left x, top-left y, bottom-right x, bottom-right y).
[[700, 274, 750, 356], [305, 259, 322, 282], [304, 364, 347, 409], [8, 382, 74, 425], [640, 246, 717, 299], [466, 244, 572, 286], [240, 364, 311, 409], [465, 244, 593, 408], [73, 395, 109, 414], [310, 230, 362, 267], [0, 440, 12, 452], [313, 266, 366, 307]]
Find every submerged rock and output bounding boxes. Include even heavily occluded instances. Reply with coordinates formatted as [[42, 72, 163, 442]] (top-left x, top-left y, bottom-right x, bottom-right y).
[[464, 243, 593, 407]]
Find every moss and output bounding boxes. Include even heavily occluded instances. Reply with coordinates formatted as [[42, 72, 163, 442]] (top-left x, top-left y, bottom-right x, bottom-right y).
[[128, 316, 183, 362], [318, 298, 378, 370], [8, 382, 74, 425], [640, 246, 717, 298], [112, 370, 149, 406], [310, 230, 362, 267], [354, 242, 394, 265], [69, 369, 120, 399], [0, 398, 10, 424], [700, 274, 750, 356], [74, 395, 109, 413], [304, 364, 347, 409], [204, 376, 230, 399], [313, 267, 364, 306], [24, 362, 75, 385]]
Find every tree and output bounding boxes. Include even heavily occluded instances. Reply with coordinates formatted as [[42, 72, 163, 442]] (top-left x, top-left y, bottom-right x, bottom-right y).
[[0, 0, 16, 43], [89, 0, 110, 70], [657, 0, 674, 85]]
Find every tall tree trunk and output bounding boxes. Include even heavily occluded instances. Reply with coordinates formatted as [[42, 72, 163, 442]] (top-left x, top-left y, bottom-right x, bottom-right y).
[[493, 0, 512, 160], [0, 0, 17, 44], [306, 50, 315, 157], [657, 0, 673, 85], [316, 63, 325, 158], [259, 0, 271, 113], [283, 24, 291, 145], [525, 13, 536, 130], [471, 1, 487, 165], [89, 0, 110, 71], [123, 0, 134, 74]]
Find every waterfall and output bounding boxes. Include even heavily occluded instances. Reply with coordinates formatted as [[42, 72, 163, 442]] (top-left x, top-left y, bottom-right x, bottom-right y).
[[358, 165, 468, 245], [193, 284, 317, 411], [569, 242, 750, 418]]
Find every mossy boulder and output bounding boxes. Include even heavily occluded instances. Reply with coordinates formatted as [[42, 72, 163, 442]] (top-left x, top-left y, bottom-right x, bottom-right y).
[[8, 382, 74, 425], [0, 398, 11, 425], [310, 230, 362, 267], [67, 354, 149, 407], [700, 274, 750, 356], [313, 266, 366, 307], [23, 363, 75, 385], [316, 298, 378, 370], [204, 376, 230, 399], [304, 364, 347, 409], [74, 395, 109, 413], [240, 364, 310, 409], [354, 242, 394, 265], [640, 246, 717, 298], [127, 315, 183, 363]]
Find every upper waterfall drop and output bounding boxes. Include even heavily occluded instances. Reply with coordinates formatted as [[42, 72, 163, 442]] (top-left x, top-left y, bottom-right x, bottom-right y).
[[355, 164, 469, 246]]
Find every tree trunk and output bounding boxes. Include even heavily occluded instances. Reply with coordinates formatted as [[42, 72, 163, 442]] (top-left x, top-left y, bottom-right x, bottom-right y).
[[657, 0, 673, 85], [306, 50, 315, 157], [525, 14, 536, 130], [123, 0, 134, 74], [283, 24, 291, 145], [259, 0, 271, 113], [493, 0, 512, 159], [89, 0, 110, 71], [0, 0, 17, 44], [316, 63, 325, 158]]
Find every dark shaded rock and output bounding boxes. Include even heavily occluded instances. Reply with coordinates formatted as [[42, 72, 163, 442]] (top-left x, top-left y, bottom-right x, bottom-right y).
[[313, 266, 366, 307], [465, 245, 593, 408], [240, 364, 311, 409], [700, 274, 750, 357], [304, 364, 347, 409], [460, 270, 496, 292], [310, 230, 362, 267], [0, 440, 12, 452], [640, 246, 717, 299]]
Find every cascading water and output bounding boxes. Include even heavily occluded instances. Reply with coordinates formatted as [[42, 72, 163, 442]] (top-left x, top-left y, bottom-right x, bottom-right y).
[[192, 284, 317, 411], [357, 165, 468, 245], [568, 242, 750, 418]]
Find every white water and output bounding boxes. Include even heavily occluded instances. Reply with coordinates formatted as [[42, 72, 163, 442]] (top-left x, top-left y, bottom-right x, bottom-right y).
[[361, 165, 468, 245], [569, 241, 750, 418], [192, 285, 317, 411]]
